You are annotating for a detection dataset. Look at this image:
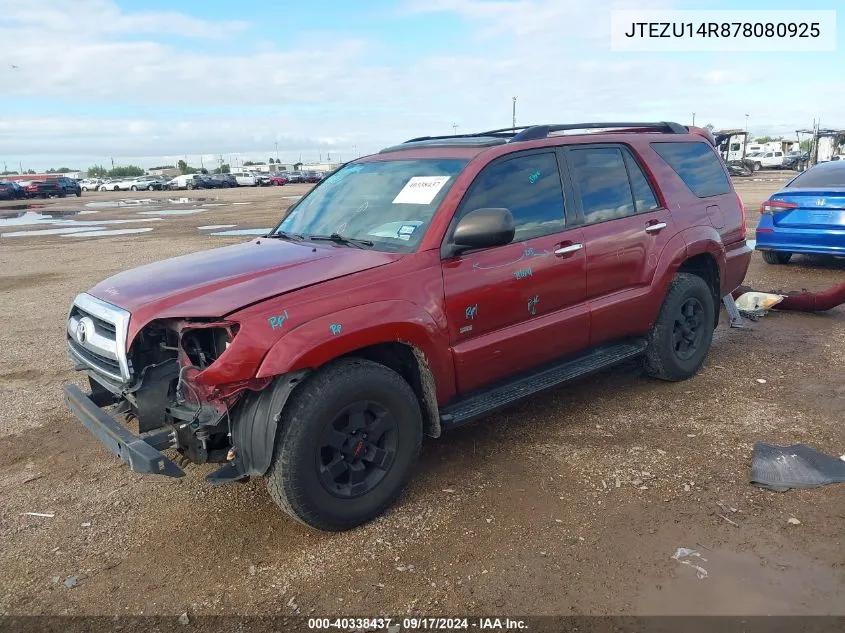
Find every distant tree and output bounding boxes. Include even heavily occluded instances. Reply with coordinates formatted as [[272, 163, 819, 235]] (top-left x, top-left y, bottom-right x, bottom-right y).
[[177, 159, 189, 174], [268, 158, 275, 164], [1, 170, 19, 175], [107, 165, 144, 178], [25, 169, 36, 174], [200, 168, 208, 174], [799, 139, 813, 152], [212, 164, 231, 174], [755, 136, 783, 144], [87, 165, 108, 178], [46, 167, 74, 173], [149, 165, 176, 170], [243, 160, 256, 167]]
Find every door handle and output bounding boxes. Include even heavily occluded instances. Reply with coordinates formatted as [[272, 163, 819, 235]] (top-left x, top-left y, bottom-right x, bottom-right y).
[[554, 243, 583, 255], [645, 222, 667, 234]]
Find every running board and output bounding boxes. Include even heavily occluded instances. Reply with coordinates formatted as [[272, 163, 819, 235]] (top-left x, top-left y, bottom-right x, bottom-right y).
[[439, 339, 648, 428]]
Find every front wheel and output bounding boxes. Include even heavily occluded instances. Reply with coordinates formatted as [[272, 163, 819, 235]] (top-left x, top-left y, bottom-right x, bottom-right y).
[[266, 358, 423, 532], [130, 185, 137, 191], [644, 273, 715, 382], [75, 190, 81, 197], [752, 162, 762, 172], [762, 250, 792, 265]]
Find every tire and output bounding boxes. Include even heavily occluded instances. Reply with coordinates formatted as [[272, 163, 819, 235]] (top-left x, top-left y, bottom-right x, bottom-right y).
[[148, 185, 155, 191], [130, 185, 137, 191], [752, 162, 762, 172], [266, 358, 423, 532], [644, 273, 715, 382], [187, 183, 193, 190], [75, 190, 81, 197], [82, 187, 88, 192], [761, 250, 792, 265], [113, 186, 119, 191]]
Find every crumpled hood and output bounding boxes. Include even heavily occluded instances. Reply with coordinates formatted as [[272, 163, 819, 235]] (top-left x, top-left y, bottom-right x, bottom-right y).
[[88, 239, 399, 337]]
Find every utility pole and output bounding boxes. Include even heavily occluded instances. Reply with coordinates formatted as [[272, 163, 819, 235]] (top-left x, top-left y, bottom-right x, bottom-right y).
[[745, 113, 750, 134], [512, 96, 517, 131], [452, 122, 458, 135], [275, 141, 279, 162], [352, 144, 357, 158], [691, 112, 696, 126]]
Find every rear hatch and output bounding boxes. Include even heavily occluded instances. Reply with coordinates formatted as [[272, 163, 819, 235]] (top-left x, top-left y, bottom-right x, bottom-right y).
[[769, 188, 845, 230]]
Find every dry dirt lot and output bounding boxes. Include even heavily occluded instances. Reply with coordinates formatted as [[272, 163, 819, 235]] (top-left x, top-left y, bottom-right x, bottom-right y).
[[0, 176, 843, 620]]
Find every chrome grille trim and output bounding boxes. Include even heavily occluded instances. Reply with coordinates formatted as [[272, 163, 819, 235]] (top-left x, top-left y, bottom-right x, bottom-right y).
[[66, 293, 131, 383]]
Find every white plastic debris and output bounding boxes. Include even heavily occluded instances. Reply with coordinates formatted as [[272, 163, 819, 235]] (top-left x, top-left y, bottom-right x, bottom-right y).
[[756, 379, 767, 384], [22, 512, 54, 518], [672, 547, 709, 579], [735, 291, 785, 317], [788, 517, 801, 525]]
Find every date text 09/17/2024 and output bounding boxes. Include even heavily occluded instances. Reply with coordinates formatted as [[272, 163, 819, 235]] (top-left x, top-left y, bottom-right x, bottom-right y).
[[306, 617, 528, 630]]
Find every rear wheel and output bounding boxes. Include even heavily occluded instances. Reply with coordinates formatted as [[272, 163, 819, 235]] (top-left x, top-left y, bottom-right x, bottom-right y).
[[645, 273, 715, 382], [762, 250, 792, 265], [266, 358, 423, 532], [752, 162, 761, 172], [130, 185, 138, 191]]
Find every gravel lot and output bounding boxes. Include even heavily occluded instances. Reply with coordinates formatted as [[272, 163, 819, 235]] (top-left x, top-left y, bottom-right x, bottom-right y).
[[1, 175, 843, 618]]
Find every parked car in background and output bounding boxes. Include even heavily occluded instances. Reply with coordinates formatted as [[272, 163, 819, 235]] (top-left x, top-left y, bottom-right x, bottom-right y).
[[57, 176, 82, 197], [756, 160, 845, 264], [80, 178, 103, 192], [251, 171, 271, 186], [303, 170, 322, 183], [231, 171, 258, 186], [23, 180, 61, 198], [210, 174, 237, 188], [269, 173, 288, 186], [167, 174, 203, 190], [0, 182, 16, 200], [748, 150, 785, 171], [129, 176, 165, 191], [286, 171, 305, 183], [783, 151, 811, 171]]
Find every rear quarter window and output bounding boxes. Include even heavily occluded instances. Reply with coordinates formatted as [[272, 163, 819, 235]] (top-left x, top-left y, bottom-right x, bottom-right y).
[[650, 141, 731, 198]]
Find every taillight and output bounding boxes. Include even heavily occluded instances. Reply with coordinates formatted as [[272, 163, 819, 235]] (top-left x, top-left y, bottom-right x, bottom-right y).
[[760, 199, 797, 215], [737, 192, 746, 240]]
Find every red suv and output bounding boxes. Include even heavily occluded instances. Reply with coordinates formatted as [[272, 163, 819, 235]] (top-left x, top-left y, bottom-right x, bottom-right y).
[[63, 122, 751, 531]]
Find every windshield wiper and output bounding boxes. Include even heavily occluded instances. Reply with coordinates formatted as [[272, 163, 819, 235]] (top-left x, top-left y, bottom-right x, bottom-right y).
[[308, 233, 374, 249], [266, 230, 304, 242]]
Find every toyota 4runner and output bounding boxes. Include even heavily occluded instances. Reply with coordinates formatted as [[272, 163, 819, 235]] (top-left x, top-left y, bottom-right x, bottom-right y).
[[64, 121, 751, 531]]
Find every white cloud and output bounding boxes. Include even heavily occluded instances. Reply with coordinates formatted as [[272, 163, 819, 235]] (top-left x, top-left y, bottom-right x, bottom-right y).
[[0, 0, 841, 169]]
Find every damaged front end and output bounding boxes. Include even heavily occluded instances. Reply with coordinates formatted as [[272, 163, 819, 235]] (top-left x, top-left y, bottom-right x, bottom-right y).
[[64, 293, 269, 482]]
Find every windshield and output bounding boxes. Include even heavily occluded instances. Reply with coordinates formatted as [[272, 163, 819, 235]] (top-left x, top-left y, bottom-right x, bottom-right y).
[[274, 158, 467, 252]]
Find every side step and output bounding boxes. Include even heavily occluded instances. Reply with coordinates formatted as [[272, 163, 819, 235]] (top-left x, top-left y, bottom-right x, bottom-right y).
[[439, 339, 647, 428]]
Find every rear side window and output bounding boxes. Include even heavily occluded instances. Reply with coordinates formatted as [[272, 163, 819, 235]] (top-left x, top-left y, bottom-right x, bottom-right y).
[[785, 164, 845, 188], [458, 152, 566, 241], [650, 141, 731, 197], [623, 150, 660, 212], [569, 147, 635, 223]]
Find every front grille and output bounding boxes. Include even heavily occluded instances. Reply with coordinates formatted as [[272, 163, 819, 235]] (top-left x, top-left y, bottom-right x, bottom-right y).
[[66, 293, 131, 383]]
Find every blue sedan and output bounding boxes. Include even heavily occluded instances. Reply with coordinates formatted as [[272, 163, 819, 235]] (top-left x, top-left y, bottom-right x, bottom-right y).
[[756, 160, 845, 264]]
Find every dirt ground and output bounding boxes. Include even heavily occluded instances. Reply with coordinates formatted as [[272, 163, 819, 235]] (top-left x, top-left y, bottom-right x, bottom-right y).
[[0, 174, 843, 619]]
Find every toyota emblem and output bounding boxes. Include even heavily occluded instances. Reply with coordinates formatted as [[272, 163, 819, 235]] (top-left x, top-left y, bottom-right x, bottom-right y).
[[76, 317, 94, 344], [815, 198, 826, 206]]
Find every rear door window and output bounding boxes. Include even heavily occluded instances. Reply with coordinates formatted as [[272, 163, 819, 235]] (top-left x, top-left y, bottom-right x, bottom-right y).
[[650, 141, 731, 198], [568, 147, 635, 223]]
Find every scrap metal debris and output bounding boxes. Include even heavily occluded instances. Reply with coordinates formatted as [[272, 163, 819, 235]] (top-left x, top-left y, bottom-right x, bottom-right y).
[[751, 443, 845, 491], [732, 280, 845, 314]]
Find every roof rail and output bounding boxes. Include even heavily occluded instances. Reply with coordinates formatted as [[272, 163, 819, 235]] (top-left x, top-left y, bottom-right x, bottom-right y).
[[384, 121, 688, 153]]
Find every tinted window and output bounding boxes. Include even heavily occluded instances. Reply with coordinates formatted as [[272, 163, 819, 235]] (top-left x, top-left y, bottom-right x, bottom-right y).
[[785, 163, 845, 188], [458, 152, 565, 241], [569, 147, 635, 223], [623, 150, 660, 212], [650, 141, 731, 197]]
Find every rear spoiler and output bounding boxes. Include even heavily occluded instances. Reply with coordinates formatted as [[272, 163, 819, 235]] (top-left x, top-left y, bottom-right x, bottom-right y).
[[686, 125, 717, 146]]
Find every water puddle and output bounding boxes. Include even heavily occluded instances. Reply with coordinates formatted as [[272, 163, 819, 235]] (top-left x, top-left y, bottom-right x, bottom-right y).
[[0, 210, 82, 226], [210, 228, 270, 236], [137, 209, 205, 216], [0, 202, 49, 212], [2, 227, 99, 238], [85, 197, 214, 208], [198, 224, 237, 230], [62, 228, 155, 238]]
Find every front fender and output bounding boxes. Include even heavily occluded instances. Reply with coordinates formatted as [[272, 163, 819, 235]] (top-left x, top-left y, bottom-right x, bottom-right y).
[[255, 300, 456, 403]]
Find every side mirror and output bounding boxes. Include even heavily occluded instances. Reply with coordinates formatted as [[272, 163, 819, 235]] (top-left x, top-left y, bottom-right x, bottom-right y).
[[452, 208, 515, 252]]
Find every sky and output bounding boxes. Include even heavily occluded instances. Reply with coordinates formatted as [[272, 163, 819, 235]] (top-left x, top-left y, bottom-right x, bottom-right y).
[[0, 0, 842, 171]]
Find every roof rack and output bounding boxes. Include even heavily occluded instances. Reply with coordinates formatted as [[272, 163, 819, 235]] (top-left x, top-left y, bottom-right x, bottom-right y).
[[382, 122, 688, 153]]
